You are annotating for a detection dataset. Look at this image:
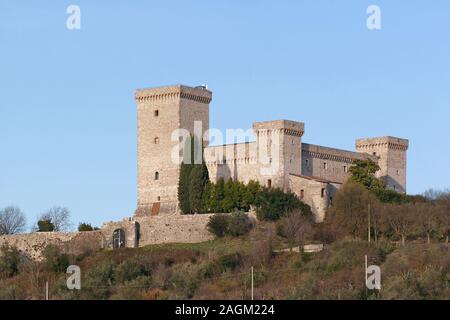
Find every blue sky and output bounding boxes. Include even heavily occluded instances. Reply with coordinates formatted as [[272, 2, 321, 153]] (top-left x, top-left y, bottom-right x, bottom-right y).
[[1, 1, 449, 229]]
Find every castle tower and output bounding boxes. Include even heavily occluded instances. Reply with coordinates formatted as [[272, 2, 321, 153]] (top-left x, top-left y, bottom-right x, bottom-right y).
[[253, 120, 304, 190], [355, 136, 409, 193], [134, 85, 212, 216]]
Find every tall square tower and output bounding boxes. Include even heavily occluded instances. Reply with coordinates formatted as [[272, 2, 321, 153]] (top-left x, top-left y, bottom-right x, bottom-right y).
[[134, 85, 212, 216]]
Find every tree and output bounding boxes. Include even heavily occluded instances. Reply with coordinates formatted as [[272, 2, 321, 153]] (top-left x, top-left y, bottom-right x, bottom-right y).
[[327, 182, 371, 239], [0, 206, 27, 235], [37, 219, 55, 232], [414, 203, 439, 244], [278, 210, 313, 252], [349, 159, 384, 190], [382, 204, 415, 246], [40, 206, 71, 231], [178, 161, 193, 214], [207, 214, 229, 237], [78, 222, 94, 232], [188, 161, 209, 213]]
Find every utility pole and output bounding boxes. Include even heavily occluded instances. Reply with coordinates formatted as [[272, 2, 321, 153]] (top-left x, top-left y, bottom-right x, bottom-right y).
[[368, 203, 371, 244], [251, 266, 254, 301], [45, 281, 49, 300]]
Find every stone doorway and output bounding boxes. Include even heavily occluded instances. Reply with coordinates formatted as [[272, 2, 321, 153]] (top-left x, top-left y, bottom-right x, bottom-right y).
[[112, 229, 125, 248]]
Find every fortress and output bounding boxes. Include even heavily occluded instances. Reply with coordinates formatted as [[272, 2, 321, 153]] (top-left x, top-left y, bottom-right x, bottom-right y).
[[0, 84, 409, 257], [134, 84, 408, 222]]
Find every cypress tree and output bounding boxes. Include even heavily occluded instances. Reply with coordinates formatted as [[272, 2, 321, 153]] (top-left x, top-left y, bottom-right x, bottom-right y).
[[178, 161, 192, 214]]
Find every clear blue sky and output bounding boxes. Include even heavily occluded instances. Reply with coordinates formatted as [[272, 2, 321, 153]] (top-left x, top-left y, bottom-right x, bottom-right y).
[[1, 1, 449, 229]]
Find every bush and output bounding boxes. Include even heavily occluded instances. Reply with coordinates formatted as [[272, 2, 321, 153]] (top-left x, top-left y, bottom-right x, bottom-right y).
[[207, 211, 253, 238], [78, 223, 94, 232], [256, 188, 311, 221], [42, 245, 70, 273], [207, 214, 229, 237], [0, 245, 22, 278], [227, 211, 253, 236], [37, 219, 55, 232]]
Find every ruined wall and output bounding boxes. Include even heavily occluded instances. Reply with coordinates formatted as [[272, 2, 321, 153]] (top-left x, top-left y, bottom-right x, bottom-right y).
[[0, 231, 104, 261]]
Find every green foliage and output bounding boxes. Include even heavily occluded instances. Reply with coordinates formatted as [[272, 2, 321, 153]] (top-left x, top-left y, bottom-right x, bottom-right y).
[[42, 245, 70, 273], [188, 161, 209, 213], [178, 135, 209, 214], [178, 162, 193, 214], [207, 211, 253, 237], [349, 159, 383, 190], [207, 214, 230, 237], [227, 211, 253, 236], [256, 187, 311, 221], [0, 245, 22, 278], [37, 219, 55, 232], [78, 222, 94, 232], [114, 257, 151, 284]]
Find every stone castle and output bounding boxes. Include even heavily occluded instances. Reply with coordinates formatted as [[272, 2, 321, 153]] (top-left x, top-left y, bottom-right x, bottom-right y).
[[134, 84, 408, 222], [0, 84, 409, 258]]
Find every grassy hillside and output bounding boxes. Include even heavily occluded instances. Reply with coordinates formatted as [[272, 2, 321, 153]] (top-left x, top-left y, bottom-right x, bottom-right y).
[[0, 221, 448, 300]]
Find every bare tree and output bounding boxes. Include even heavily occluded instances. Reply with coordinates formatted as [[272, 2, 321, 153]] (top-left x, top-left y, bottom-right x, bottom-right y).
[[0, 206, 27, 235], [39, 206, 72, 232], [383, 204, 414, 246], [415, 202, 439, 244], [280, 210, 313, 252]]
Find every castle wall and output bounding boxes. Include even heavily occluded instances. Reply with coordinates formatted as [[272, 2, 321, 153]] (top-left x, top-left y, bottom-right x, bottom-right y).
[[301, 143, 377, 184]]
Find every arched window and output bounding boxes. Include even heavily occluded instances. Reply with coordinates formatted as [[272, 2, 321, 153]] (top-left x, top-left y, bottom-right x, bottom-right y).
[[154, 137, 159, 144], [155, 172, 159, 180], [112, 229, 125, 249], [154, 110, 159, 117]]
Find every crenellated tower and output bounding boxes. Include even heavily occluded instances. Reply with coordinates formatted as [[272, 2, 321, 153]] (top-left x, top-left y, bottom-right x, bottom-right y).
[[355, 136, 409, 193]]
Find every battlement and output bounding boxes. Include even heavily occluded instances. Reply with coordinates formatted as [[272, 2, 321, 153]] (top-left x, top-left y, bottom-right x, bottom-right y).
[[135, 84, 212, 104], [253, 120, 305, 137], [356, 136, 409, 151]]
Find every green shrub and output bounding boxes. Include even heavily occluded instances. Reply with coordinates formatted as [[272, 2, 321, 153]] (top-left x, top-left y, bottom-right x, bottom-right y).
[[256, 188, 311, 221], [207, 212, 253, 237], [227, 211, 252, 236], [114, 258, 150, 284], [207, 214, 229, 237], [78, 223, 94, 232], [42, 245, 70, 273], [0, 245, 22, 278], [37, 219, 55, 232]]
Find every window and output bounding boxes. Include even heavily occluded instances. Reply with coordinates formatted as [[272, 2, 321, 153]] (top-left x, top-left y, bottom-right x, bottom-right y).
[[321, 188, 325, 198], [300, 189, 305, 199], [154, 137, 159, 144], [323, 162, 328, 170], [396, 169, 400, 175], [344, 166, 347, 173], [267, 179, 272, 188], [373, 152, 377, 156], [393, 185, 396, 191], [157, 196, 161, 201], [154, 172, 159, 180], [329, 196, 333, 207], [154, 110, 159, 117], [305, 159, 309, 167]]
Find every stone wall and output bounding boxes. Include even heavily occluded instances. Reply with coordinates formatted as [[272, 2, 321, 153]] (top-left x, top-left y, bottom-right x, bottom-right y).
[[0, 231, 104, 261]]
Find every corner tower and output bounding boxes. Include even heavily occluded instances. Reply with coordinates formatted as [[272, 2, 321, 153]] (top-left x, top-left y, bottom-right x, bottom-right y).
[[355, 136, 409, 193], [134, 85, 212, 216]]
